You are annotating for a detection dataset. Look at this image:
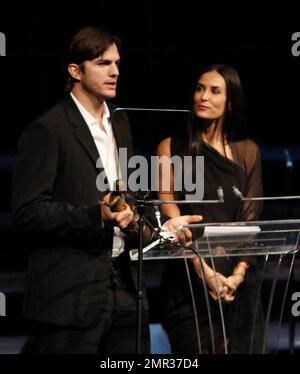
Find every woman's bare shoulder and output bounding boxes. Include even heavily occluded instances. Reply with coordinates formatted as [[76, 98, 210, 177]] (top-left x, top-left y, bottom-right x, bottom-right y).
[[157, 137, 172, 156]]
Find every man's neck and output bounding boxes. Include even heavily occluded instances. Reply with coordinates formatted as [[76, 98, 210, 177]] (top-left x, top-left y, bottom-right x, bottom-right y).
[[71, 86, 104, 122]]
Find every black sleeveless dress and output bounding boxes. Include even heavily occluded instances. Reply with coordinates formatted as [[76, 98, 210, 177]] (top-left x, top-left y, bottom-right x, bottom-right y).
[[160, 135, 264, 354]]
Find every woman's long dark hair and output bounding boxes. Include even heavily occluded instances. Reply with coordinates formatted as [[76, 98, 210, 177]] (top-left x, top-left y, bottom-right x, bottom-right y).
[[188, 64, 248, 157]]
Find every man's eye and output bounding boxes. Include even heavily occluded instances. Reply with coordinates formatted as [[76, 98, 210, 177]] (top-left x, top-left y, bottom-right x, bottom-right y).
[[97, 61, 110, 66]]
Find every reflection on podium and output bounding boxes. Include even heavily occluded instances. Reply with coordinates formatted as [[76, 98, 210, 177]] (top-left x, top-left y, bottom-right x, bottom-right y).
[[132, 219, 300, 354]]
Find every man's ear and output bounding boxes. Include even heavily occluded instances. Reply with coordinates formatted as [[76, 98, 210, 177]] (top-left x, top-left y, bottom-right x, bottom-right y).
[[68, 63, 81, 81]]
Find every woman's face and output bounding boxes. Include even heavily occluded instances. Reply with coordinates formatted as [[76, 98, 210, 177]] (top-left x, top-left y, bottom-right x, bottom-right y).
[[193, 71, 227, 121]]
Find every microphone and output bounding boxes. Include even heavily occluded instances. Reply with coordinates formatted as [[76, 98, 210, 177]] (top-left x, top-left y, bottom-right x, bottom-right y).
[[231, 185, 300, 202], [217, 186, 224, 203], [232, 185, 244, 200], [154, 205, 162, 228], [138, 187, 225, 206]]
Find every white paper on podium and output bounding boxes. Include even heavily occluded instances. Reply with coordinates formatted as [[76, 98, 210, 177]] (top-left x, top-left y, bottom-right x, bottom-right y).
[[204, 225, 261, 237]]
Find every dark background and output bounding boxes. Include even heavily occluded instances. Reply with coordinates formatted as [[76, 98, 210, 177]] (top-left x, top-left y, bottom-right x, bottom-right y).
[[0, 5, 299, 149], [0, 2, 299, 353], [1, 4, 300, 224], [0, 3, 300, 235]]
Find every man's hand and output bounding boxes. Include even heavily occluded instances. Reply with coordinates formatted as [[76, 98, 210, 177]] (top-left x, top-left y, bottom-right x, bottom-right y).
[[163, 215, 202, 246], [101, 194, 134, 229]]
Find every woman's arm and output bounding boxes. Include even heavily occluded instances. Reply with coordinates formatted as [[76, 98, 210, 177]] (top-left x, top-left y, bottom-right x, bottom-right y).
[[240, 140, 263, 221], [157, 137, 181, 218], [157, 138, 234, 300], [228, 141, 263, 287]]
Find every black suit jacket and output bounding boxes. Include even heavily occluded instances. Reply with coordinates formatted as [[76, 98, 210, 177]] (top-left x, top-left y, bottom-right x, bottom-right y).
[[12, 95, 139, 327]]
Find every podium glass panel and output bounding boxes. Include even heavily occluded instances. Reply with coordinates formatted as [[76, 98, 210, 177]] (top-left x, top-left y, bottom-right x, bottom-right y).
[[111, 108, 299, 354], [131, 220, 300, 354]]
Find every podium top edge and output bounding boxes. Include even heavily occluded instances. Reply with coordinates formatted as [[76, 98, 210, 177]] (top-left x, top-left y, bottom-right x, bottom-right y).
[[183, 219, 300, 228]]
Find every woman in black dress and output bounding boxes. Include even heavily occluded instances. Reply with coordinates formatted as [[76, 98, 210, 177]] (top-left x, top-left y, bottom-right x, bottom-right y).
[[157, 64, 264, 353]]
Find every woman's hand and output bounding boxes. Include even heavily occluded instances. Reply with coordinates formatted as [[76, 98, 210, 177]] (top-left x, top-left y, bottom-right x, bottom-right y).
[[222, 261, 249, 301], [193, 258, 249, 302], [193, 257, 229, 300], [224, 273, 244, 292], [205, 272, 231, 301], [163, 215, 202, 247]]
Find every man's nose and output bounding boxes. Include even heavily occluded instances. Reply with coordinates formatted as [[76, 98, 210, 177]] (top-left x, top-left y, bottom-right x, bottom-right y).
[[110, 63, 119, 76]]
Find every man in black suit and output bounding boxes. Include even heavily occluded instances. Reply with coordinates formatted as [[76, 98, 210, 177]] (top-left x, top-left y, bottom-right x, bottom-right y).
[[12, 26, 201, 354]]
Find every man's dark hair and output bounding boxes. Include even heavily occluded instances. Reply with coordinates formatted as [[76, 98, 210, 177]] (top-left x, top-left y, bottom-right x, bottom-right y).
[[64, 26, 121, 91]]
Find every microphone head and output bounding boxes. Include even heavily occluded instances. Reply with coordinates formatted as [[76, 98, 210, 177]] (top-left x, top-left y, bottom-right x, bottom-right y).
[[217, 186, 224, 202], [134, 191, 150, 203], [232, 185, 244, 199]]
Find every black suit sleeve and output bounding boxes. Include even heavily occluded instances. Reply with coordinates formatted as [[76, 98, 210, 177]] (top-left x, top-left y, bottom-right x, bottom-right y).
[[12, 121, 102, 237]]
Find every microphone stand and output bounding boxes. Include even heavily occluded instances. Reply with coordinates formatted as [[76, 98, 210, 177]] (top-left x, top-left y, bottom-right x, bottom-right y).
[[133, 187, 224, 354], [136, 202, 145, 355], [134, 193, 164, 354], [232, 185, 300, 202]]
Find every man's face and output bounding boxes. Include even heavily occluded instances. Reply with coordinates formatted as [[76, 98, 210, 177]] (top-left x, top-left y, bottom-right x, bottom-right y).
[[79, 42, 120, 100]]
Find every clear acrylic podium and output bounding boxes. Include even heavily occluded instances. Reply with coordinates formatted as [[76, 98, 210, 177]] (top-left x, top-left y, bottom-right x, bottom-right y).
[[131, 219, 300, 354]]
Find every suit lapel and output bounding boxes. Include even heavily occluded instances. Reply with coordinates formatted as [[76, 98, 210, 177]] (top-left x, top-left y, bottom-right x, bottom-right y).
[[63, 95, 100, 167], [62, 97, 133, 188], [110, 105, 123, 149], [109, 104, 133, 158], [73, 123, 100, 166], [109, 105, 135, 188]]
